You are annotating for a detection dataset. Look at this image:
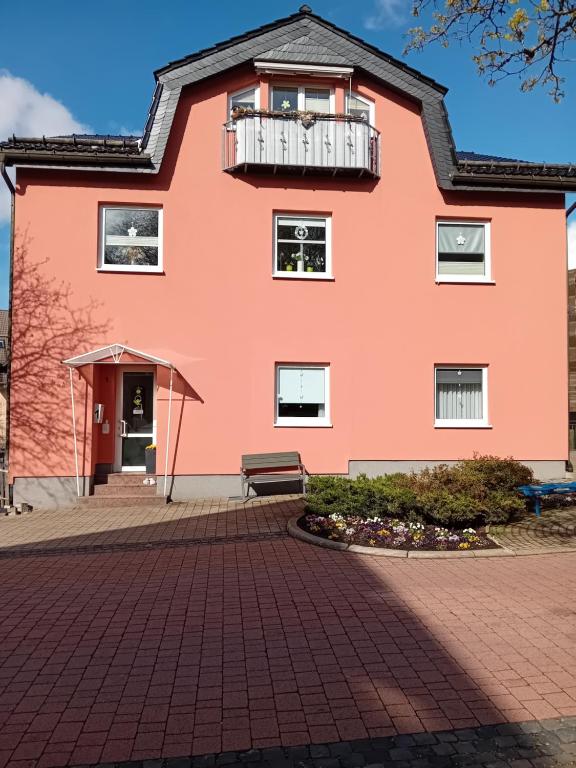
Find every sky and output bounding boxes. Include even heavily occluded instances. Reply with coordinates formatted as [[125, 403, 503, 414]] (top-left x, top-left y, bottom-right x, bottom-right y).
[[0, 0, 574, 306]]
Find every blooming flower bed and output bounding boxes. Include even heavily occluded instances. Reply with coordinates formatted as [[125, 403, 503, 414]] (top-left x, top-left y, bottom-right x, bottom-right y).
[[301, 513, 498, 550]]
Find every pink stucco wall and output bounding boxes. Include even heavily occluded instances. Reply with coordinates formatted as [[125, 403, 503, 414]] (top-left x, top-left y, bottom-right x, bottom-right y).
[[9, 67, 568, 483]]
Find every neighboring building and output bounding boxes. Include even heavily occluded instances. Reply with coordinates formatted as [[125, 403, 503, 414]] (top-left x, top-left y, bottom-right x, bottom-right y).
[[1, 6, 575, 507], [569, 270, 576, 464], [0, 310, 7, 455]]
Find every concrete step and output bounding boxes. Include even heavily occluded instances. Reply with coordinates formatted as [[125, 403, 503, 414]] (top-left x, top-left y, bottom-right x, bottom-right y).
[[92, 483, 157, 497], [79, 495, 168, 508], [94, 473, 153, 487]]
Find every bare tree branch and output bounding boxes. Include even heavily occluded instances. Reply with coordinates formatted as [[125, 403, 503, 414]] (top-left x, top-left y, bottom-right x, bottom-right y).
[[404, 0, 576, 100]]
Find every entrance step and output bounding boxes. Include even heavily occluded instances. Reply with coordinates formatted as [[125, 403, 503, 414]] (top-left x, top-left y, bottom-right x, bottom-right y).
[[79, 495, 168, 507], [93, 483, 157, 497], [87, 472, 169, 506], [94, 473, 151, 487]]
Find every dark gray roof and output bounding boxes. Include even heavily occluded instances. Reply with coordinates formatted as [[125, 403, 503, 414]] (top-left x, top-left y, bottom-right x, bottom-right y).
[[456, 151, 521, 163], [0, 7, 574, 192], [0, 135, 151, 168], [258, 34, 350, 65], [3, 135, 141, 155]]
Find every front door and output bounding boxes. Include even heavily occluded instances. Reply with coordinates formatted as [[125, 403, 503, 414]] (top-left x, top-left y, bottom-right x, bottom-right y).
[[119, 371, 155, 471]]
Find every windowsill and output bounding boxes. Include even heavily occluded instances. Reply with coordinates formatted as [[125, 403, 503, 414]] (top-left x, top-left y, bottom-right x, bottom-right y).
[[97, 267, 165, 275], [434, 422, 493, 429], [275, 421, 333, 428], [273, 272, 334, 281], [435, 278, 495, 285]]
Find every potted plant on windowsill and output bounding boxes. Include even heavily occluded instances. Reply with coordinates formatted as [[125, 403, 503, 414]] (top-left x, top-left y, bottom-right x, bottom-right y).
[[145, 444, 156, 475]]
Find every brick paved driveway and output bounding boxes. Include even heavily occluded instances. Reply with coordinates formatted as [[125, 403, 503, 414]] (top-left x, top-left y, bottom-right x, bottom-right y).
[[0, 523, 575, 768]]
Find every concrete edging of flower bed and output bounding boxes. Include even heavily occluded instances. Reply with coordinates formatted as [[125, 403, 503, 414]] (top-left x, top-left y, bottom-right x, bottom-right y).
[[287, 515, 515, 558]]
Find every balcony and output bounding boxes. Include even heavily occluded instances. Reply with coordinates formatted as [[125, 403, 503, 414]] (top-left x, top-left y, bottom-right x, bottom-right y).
[[223, 111, 380, 179]]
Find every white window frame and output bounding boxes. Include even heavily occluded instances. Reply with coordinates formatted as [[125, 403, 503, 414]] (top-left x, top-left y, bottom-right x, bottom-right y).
[[270, 84, 335, 113], [273, 214, 333, 280], [275, 364, 331, 428], [227, 85, 260, 118], [435, 220, 492, 284], [434, 365, 490, 428], [345, 91, 375, 125], [98, 206, 163, 273]]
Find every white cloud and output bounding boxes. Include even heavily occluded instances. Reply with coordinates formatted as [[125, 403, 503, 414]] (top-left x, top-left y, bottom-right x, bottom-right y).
[[365, 0, 411, 28], [568, 220, 576, 269], [0, 71, 90, 224]]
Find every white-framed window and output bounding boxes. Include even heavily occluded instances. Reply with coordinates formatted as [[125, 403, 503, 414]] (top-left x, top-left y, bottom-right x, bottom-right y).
[[345, 91, 375, 124], [228, 85, 260, 117], [270, 85, 335, 113], [99, 206, 163, 273], [436, 221, 491, 283], [275, 364, 331, 427], [274, 214, 332, 279], [435, 366, 489, 428]]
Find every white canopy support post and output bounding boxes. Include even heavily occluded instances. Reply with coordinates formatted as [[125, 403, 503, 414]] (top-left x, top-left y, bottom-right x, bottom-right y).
[[69, 367, 81, 497], [163, 367, 174, 497]]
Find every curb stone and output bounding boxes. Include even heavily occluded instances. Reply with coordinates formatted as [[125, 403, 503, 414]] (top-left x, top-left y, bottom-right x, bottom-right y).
[[287, 516, 547, 559]]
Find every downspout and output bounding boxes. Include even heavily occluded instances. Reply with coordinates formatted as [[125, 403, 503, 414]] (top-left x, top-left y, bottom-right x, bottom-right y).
[[0, 162, 15, 504], [566, 202, 576, 472]]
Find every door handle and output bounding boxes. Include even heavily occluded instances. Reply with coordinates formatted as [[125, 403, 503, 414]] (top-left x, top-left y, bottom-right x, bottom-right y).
[[120, 419, 127, 437]]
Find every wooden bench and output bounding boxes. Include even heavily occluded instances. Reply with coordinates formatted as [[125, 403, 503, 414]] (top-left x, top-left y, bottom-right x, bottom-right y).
[[241, 451, 308, 501], [518, 481, 576, 517]]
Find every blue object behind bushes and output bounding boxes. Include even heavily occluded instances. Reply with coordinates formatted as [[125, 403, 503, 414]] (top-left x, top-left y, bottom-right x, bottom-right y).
[[517, 482, 576, 517]]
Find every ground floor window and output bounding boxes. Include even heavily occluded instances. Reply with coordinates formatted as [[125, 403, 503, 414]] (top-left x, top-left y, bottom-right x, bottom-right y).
[[435, 366, 488, 427], [275, 364, 330, 427]]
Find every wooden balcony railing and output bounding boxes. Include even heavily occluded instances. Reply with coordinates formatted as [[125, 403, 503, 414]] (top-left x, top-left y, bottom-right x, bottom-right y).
[[223, 111, 380, 178]]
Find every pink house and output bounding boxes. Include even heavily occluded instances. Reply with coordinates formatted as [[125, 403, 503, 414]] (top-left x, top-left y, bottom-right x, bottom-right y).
[[1, 5, 575, 507]]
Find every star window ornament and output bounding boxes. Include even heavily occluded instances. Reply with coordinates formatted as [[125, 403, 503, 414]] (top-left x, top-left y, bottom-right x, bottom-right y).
[[295, 225, 308, 240], [281, 99, 291, 110], [456, 233, 466, 246], [128, 226, 138, 238]]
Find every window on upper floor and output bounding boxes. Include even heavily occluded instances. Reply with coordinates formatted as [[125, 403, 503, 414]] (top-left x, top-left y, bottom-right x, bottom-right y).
[[345, 91, 375, 124], [436, 221, 491, 283], [435, 366, 489, 428], [275, 364, 331, 427], [228, 86, 259, 117], [99, 206, 163, 273], [0, 340, 5, 349], [270, 85, 333, 113], [274, 214, 332, 279]]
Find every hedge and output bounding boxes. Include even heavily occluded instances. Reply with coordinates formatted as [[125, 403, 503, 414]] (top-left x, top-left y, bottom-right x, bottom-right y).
[[305, 455, 533, 527]]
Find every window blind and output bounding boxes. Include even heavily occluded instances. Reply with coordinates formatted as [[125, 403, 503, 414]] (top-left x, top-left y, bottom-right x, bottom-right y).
[[278, 367, 325, 404], [438, 223, 485, 276]]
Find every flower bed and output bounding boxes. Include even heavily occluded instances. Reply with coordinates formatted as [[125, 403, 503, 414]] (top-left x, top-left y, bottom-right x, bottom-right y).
[[301, 512, 498, 551]]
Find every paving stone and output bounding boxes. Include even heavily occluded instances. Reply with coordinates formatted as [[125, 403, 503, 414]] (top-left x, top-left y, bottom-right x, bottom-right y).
[[215, 753, 239, 766], [193, 757, 216, 768], [340, 754, 366, 768], [309, 746, 330, 759], [328, 743, 352, 757]]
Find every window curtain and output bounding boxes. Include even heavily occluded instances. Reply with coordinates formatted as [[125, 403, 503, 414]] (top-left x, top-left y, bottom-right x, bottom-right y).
[[436, 369, 483, 419]]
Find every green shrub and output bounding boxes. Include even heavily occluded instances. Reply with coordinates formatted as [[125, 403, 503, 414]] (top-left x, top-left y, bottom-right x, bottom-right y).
[[416, 489, 485, 527], [455, 454, 534, 491], [483, 490, 526, 524], [305, 455, 533, 528]]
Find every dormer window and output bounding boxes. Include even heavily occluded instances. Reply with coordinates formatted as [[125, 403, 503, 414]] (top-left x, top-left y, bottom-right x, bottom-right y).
[[228, 86, 260, 117], [345, 92, 375, 124], [270, 86, 334, 113]]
